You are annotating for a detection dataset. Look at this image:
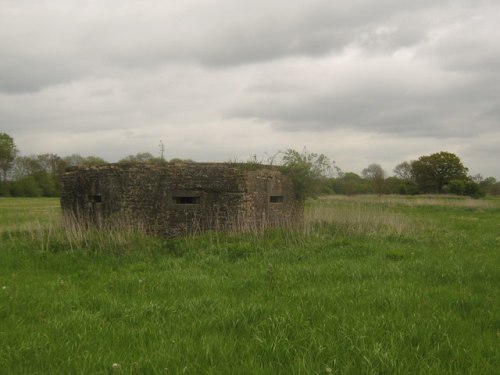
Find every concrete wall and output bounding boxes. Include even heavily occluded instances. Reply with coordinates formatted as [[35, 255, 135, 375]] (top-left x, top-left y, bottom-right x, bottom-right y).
[[60, 163, 303, 236]]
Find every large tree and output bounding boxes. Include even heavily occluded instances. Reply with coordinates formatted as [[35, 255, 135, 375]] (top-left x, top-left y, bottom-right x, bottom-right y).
[[393, 161, 414, 181], [0, 133, 18, 182], [412, 151, 468, 193], [362, 163, 386, 194]]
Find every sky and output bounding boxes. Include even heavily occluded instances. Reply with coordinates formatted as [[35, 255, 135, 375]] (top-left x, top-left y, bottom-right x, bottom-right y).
[[1, 0, 499, 178]]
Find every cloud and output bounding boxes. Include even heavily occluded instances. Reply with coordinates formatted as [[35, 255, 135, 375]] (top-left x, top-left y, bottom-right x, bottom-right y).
[[229, 52, 498, 138], [0, 0, 499, 178], [0, 0, 445, 92]]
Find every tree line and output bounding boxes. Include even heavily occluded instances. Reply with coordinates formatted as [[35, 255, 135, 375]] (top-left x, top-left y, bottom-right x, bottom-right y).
[[333, 152, 500, 197], [276, 149, 498, 198], [0, 133, 184, 197], [1, 132, 498, 198]]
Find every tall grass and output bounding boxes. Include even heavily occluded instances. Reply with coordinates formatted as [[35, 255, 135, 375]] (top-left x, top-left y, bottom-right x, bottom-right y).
[[59, 212, 154, 253], [2, 195, 424, 254], [305, 196, 421, 237]]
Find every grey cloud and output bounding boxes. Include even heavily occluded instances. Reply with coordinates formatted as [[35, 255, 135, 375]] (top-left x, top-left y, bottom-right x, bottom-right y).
[[417, 2, 500, 74], [0, 57, 81, 94], [0, 2, 90, 93], [0, 0, 444, 93], [86, 0, 438, 67], [230, 69, 500, 139]]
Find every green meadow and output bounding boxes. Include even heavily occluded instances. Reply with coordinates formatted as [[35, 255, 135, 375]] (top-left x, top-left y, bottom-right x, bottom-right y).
[[0, 196, 499, 374]]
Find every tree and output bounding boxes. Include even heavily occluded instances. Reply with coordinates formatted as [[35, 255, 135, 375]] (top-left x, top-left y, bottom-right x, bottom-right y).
[[362, 163, 386, 194], [12, 154, 65, 177], [481, 176, 496, 186], [470, 174, 483, 183], [412, 151, 468, 193], [10, 154, 67, 196], [36, 153, 65, 174], [33, 171, 58, 196], [10, 176, 43, 197], [279, 148, 336, 200], [0, 133, 18, 182], [10, 155, 40, 180], [393, 161, 414, 181], [479, 177, 500, 196]]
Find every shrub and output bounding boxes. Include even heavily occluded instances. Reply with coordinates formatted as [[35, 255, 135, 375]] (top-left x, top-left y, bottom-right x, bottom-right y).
[[446, 179, 485, 198], [9, 176, 43, 197]]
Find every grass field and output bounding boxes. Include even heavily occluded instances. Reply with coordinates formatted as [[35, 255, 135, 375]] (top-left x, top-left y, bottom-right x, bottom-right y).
[[0, 196, 499, 374]]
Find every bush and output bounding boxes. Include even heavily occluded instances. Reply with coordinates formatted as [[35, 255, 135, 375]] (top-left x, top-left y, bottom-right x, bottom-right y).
[[398, 181, 419, 195], [9, 176, 43, 197], [0, 181, 11, 196], [329, 173, 371, 195], [446, 179, 485, 198], [33, 171, 59, 197]]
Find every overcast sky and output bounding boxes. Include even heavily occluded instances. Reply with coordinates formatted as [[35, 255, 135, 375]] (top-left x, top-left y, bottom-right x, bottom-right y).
[[1, 0, 499, 178]]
